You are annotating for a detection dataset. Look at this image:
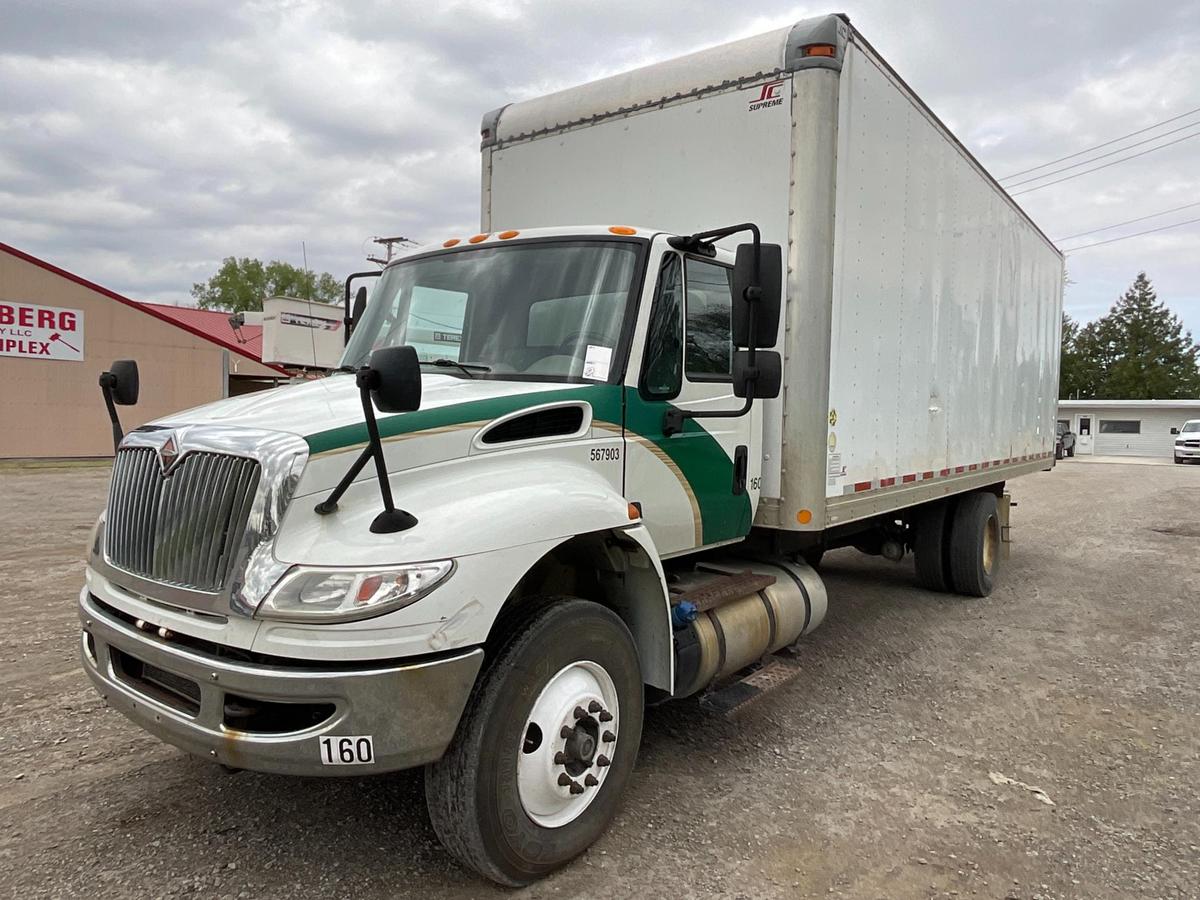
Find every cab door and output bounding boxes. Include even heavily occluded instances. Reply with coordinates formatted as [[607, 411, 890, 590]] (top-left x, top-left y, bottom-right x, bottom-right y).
[[623, 240, 761, 556]]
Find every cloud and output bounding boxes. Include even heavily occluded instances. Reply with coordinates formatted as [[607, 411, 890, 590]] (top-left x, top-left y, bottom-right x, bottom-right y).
[[1, 0, 1197, 335]]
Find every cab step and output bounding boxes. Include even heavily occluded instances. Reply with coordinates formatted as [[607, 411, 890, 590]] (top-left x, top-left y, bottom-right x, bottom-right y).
[[698, 657, 802, 718]]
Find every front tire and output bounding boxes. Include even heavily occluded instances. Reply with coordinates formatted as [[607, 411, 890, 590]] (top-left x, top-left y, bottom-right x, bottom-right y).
[[947, 492, 1000, 597], [425, 599, 644, 886]]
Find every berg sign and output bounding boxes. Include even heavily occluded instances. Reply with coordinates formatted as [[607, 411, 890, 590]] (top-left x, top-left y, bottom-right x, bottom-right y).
[[0, 301, 85, 361]]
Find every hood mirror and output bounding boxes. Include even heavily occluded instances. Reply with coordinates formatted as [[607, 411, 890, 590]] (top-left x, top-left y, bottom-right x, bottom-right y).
[[98, 359, 139, 452]]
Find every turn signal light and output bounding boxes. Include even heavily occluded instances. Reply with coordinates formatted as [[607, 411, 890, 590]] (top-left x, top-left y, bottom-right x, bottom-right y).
[[628, 502, 642, 520], [608, 226, 637, 235], [468, 233, 489, 243], [802, 43, 836, 57], [796, 508, 813, 524], [442, 238, 460, 248]]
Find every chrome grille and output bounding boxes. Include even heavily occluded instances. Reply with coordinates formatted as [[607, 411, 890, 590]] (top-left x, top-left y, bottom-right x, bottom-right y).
[[106, 448, 261, 592]]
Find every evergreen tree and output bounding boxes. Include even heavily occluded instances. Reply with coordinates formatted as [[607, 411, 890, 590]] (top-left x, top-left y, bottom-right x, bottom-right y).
[[1084, 273, 1200, 399]]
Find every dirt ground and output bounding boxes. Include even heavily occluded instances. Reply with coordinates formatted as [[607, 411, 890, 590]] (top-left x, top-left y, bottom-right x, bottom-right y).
[[1, 460, 1197, 899]]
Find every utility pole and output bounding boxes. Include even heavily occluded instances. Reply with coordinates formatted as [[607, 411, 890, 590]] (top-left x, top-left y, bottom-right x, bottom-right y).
[[367, 235, 418, 266]]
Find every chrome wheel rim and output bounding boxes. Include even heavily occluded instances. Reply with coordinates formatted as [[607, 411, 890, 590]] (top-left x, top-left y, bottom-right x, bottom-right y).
[[516, 660, 619, 828]]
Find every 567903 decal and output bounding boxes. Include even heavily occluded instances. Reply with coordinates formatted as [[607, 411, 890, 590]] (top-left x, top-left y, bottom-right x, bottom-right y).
[[590, 447, 620, 462]]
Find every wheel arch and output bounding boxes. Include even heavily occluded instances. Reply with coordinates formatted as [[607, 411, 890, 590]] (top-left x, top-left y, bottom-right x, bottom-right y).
[[485, 525, 673, 692]]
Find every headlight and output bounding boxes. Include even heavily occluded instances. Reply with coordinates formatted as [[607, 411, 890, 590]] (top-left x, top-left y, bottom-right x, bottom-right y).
[[257, 561, 453, 623]]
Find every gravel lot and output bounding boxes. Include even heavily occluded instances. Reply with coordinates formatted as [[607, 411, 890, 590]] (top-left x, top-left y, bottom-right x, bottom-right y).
[[1, 461, 1197, 899]]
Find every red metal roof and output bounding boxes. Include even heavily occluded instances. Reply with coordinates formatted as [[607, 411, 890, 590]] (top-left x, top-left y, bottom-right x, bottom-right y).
[[0, 241, 287, 373], [139, 302, 268, 364]]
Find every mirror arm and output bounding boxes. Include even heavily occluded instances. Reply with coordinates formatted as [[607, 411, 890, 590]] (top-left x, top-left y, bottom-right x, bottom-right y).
[[343, 271, 382, 345], [315, 366, 417, 534], [98, 373, 124, 453]]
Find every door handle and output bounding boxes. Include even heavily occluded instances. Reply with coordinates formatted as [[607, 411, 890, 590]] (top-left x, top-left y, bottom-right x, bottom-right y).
[[732, 444, 748, 495]]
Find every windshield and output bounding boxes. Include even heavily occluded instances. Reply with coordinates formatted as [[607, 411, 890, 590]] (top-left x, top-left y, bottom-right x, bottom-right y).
[[1183, 421, 1200, 433], [341, 240, 642, 382]]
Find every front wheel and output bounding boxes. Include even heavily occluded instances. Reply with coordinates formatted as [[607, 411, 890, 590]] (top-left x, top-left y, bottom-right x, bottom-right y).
[[425, 599, 644, 886]]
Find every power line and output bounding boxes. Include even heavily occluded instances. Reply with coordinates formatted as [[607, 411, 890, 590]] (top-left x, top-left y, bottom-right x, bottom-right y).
[[1004, 121, 1200, 188], [999, 104, 1200, 180], [1009, 131, 1200, 196], [1061, 215, 1200, 253], [1054, 200, 1200, 242]]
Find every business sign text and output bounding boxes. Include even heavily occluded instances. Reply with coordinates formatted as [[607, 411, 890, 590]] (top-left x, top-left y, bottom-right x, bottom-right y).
[[0, 301, 85, 361]]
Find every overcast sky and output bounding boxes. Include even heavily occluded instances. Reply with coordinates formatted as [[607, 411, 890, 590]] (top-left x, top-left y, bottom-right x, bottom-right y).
[[2, 0, 1198, 335]]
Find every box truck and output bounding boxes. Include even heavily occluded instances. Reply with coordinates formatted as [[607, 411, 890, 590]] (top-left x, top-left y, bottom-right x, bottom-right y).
[[80, 13, 1063, 886]]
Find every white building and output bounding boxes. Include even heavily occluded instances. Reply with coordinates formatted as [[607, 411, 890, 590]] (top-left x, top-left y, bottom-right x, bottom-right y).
[[1057, 399, 1200, 459]]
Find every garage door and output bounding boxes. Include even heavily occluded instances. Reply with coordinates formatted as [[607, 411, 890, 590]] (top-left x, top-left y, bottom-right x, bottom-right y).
[[1094, 419, 1168, 457]]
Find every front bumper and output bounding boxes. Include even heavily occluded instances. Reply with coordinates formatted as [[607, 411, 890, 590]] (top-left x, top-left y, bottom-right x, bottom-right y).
[[79, 589, 483, 776], [1175, 446, 1200, 459]]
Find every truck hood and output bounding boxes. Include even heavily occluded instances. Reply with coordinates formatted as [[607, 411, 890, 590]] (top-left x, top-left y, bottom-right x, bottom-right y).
[[156, 373, 590, 440]]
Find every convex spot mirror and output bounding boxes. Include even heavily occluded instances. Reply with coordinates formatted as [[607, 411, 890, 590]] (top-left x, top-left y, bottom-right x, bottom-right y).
[[365, 346, 422, 413], [731, 242, 783, 348], [352, 286, 368, 325], [732, 350, 782, 399], [103, 359, 140, 406]]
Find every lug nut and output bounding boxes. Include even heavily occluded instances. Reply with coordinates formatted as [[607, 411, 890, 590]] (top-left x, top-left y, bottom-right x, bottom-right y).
[[554, 751, 567, 765], [569, 781, 585, 795], [560, 726, 573, 739], [603, 730, 616, 742], [584, 774, 599, 787], [596, 754, 610, 768], [598, 711, 613, 723], [588, 700, 602, 713], [573, 705, 588, 720], [557, 773, 572, 787]]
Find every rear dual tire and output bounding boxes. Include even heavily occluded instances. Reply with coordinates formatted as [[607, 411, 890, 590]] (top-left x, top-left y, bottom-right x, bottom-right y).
[[913, 492, 1000, 597]]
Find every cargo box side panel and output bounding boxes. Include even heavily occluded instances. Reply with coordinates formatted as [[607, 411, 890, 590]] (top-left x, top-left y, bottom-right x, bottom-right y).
[[822, 42, 1062, 520]]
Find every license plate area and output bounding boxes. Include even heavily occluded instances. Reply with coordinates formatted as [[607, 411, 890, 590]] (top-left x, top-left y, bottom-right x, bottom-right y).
[[319, 735, 375, 766], [111, 648, 201, 716]]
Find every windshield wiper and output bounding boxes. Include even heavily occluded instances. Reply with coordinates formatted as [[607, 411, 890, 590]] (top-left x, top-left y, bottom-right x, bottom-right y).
[[422, 358, 491, 378]]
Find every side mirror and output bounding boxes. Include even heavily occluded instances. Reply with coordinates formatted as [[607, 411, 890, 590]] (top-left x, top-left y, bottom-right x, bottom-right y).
[[733, 349, 782, 399], [732, 242, 783, 348], [351, 286, 368, 327], [366, 345, 422, 413], [1170, 427, 1179, 435], [103, 359, 140, 406]]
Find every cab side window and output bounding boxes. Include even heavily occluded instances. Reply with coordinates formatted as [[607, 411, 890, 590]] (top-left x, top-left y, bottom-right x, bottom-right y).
[[639, 254, 683, 399], [684, 257, 733, 380]]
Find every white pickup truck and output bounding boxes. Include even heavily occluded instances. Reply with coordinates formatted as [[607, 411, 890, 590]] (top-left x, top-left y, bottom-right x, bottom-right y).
[[79, 14, 1063, 886]]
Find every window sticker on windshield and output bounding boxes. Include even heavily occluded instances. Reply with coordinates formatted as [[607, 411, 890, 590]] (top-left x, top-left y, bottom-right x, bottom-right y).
[[583, 345, 612, 381]]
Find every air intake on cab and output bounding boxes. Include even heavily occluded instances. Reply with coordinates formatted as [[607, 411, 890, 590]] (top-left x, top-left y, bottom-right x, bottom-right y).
[[480, 405, 586, 445]]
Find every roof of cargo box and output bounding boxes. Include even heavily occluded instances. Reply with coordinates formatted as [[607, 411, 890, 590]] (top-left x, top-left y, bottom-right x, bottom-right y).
[[481, 13, 847, 148], [482, 13, 1061, 257]]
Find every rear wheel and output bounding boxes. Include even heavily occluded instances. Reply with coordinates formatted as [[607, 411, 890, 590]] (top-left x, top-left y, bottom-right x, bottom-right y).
[[425, 599, 644, 886], [913, 501, 953, 592], [947, 492, 1000, 597]]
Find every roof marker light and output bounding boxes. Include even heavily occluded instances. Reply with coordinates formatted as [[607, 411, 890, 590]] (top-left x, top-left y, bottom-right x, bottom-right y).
[[608, 226, 637, 235], [498, 230, 520, 239], [803, 43, 837, 57], [468, 233, 489, 243], [443, 238, 461, 248]]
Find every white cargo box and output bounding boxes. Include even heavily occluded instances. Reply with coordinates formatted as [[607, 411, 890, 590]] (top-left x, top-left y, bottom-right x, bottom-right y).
[[482, 13, 1063, 531], [260, 296, 345, 370]]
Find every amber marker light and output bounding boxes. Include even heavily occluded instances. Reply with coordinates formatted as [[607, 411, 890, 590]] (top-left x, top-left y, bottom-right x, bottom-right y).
[[498, 230, 520, 239], [443, 238, 461, 248], [468, 233, 489, 243], [796, 509, 813, 524], [628, 502, 642, 520], [608, 226, 637, 235], [803, 43, 836, 57]]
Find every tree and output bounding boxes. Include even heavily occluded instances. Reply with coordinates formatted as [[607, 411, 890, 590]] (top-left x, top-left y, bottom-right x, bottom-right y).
[[1062, 272, 1200, 400], [191, 257, 341, 312]]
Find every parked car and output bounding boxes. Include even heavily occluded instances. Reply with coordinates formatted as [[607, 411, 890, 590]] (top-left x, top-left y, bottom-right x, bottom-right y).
[[1174, 419, 1200, 464], [1056, 422, 1076, 459]]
